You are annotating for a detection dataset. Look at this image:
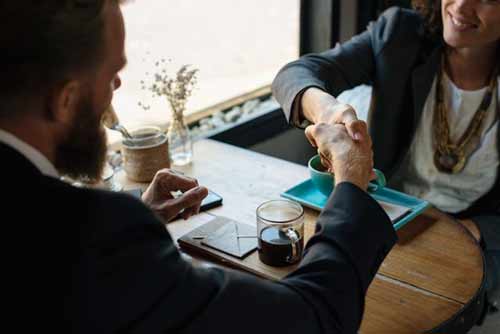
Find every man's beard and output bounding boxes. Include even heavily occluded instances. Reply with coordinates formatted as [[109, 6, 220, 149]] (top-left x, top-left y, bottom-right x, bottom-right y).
[[54, 97, 107, 181]]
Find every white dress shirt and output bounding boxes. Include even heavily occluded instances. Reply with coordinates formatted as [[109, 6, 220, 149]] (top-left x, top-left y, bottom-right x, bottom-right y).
[[0, 128, 59, 178]]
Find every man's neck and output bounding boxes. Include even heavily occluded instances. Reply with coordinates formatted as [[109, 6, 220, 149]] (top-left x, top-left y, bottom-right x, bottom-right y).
[[445, 43, 499, 91]]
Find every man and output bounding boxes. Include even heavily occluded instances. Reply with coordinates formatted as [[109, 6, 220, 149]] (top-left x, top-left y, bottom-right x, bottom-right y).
[[0, 1, 396, 333]]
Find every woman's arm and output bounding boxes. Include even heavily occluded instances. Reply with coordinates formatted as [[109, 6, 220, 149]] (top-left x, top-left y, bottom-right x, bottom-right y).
[[272, 7, 405, 128]]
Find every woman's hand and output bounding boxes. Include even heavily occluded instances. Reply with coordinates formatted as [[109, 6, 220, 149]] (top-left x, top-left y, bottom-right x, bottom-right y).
[[301, 87, 367, 141]]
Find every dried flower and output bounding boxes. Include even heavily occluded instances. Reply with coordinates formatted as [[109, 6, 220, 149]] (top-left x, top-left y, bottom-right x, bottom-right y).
[[140, 59, 198, 121]]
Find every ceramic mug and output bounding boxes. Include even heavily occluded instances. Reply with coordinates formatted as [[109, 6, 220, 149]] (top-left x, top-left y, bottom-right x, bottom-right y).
[[308, 154, 386, 196]]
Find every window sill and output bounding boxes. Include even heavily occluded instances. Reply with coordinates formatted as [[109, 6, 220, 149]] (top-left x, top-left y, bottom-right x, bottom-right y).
[[107, 84, 273, 151]]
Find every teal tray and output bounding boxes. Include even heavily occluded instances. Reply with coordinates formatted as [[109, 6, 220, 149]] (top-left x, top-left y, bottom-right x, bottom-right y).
[[281, 179, 430, 230]]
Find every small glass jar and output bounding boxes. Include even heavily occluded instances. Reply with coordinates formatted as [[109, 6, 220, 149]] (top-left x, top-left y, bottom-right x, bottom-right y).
[[167, 115, 193, 166], [122, 126, 170, 182]]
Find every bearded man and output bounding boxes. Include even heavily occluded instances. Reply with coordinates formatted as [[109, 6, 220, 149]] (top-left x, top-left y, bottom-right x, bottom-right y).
[[0, 1, 395, 333]]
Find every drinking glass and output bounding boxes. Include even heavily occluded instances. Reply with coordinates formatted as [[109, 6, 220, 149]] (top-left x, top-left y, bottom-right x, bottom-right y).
[[256, 199, 304, 267]]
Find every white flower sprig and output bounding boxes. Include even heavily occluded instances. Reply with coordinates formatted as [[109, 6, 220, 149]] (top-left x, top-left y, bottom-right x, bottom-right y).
[[139, 59, 198, 121]]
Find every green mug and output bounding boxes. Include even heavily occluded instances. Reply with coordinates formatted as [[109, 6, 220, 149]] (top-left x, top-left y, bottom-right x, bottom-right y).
[[308, 154, 386, 196]]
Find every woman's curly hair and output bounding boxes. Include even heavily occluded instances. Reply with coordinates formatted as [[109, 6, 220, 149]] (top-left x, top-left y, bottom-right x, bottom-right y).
[[412, 0, 443, 36]]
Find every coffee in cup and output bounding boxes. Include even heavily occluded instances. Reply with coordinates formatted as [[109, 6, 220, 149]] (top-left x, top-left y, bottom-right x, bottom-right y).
[[256, 200, 304, 267]]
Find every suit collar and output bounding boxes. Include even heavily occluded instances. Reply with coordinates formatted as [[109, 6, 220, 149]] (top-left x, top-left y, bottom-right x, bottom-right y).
[[0, 142, 45, 178], [0, 129, 58, 178]]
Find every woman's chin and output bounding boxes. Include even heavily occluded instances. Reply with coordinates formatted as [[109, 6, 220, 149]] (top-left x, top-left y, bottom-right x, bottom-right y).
[[443, 32, 477, 49]]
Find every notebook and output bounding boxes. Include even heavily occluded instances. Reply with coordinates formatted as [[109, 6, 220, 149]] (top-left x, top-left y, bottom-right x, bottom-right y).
[[178, 216, 257, 259]]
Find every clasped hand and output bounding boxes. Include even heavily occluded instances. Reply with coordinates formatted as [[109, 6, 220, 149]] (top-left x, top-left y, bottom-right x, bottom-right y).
[[305, 122, 375, 191]]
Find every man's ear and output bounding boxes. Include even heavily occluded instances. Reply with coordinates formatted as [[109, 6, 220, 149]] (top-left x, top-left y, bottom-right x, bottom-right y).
[[48, 80, 81, 124]]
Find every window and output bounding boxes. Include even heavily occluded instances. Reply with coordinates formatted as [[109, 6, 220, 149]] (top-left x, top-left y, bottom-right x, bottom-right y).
[[112, 0, 300, 130]]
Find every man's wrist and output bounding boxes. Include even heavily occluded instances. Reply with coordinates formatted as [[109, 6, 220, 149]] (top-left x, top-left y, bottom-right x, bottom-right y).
[[334, 175, 368, 192]]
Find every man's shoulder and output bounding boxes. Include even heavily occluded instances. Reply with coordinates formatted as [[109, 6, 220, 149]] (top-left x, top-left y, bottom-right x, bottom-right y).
[[39, 176, 161, 234], [41, 175, 141, 206]]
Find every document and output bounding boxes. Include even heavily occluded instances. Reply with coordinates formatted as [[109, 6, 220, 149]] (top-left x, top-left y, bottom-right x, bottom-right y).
[[378, 200, 412, 223]]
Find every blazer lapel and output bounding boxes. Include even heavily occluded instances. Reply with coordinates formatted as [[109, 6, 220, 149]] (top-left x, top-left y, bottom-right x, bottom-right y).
[[411, 44, 442, 129]]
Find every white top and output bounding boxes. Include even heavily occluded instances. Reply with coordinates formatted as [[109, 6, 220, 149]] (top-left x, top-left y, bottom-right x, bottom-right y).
[[0, 128, 59, 178], [390, 74, 499, 213]]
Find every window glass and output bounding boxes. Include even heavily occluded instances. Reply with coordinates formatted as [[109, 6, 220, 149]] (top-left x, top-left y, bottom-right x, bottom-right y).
[[112, 0, 300, 129]]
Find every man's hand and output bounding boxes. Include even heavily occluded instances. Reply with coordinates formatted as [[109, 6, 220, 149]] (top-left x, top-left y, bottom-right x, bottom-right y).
[[141, 169, 208, 222], [305, 122, 374, 191], [301, 87, 366, 141]]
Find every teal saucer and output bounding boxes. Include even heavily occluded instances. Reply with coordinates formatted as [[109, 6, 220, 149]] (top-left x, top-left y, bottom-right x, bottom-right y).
[[281, 179, 430, 231]]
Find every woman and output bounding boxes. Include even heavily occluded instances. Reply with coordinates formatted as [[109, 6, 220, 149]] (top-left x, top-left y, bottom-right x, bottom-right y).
[[272, 0, 499, 310]]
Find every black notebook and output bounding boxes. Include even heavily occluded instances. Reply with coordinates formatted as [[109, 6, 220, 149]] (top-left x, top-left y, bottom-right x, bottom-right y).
[[178, 216, 257, 259]]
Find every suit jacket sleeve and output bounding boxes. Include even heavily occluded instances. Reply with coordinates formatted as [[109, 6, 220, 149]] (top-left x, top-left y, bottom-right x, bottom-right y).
[[75, 183, 396, 334], [271, 7, 405, 124]]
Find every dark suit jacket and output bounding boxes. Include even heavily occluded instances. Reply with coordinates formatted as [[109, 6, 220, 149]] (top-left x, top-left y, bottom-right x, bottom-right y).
[[272, 7, 499, 251], [1, 142, 396, 333]]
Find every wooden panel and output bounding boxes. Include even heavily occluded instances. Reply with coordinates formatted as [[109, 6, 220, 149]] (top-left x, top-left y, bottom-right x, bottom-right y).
[[361, 275, 463, 333], [118, 139, 311, 225], [379, 210, 483, 304]]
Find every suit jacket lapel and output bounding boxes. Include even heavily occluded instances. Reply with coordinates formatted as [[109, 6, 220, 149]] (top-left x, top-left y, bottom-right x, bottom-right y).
[[411, 44, 442, 129]]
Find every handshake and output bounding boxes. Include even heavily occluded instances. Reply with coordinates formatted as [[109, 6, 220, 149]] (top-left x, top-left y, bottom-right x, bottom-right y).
[[305, 119, 375, 192], [141, 103, 374, 222]]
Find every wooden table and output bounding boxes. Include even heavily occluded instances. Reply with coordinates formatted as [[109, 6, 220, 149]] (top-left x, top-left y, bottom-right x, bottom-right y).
[[117, 139, 485, 333]]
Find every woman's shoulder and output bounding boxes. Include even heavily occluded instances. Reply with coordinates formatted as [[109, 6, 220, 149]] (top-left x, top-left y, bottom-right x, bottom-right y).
[[377, 6, 423, 28], [369, 6, 426, 49]]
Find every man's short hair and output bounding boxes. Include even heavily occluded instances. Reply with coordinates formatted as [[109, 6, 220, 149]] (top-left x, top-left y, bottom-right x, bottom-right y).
[[0, 0, 121, 115]]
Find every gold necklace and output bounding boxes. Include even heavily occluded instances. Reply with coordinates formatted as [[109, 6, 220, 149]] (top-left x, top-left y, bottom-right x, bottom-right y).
[[433, 57, 498, 174]]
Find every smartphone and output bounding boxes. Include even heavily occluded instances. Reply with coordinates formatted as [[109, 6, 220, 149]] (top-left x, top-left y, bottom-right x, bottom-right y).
[[172, 189, 222, 220], [127, 188, 223, 218], [200, 190, 223, 211]]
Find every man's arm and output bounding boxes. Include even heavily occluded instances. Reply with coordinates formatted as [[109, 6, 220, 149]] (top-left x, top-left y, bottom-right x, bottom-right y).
[[77, 183, 395, 334], [71, 122, 396, 333]]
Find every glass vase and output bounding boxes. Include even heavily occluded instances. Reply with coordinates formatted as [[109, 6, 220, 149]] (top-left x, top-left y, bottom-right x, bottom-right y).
[[167, 114, 193, 166]]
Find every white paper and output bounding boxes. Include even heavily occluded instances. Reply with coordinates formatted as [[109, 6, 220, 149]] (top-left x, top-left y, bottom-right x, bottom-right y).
[[378, 200, 411, 223]]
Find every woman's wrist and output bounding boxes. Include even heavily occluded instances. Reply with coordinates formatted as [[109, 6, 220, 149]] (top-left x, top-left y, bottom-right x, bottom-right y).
[[301, 87, 340, 124]]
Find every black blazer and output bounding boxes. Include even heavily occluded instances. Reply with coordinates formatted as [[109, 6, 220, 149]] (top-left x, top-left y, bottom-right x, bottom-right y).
[[1, 143, 396, 333], [272, 7, 499, 250]]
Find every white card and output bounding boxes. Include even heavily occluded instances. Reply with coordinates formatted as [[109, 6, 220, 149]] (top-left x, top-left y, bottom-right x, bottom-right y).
[[378, 200, 411, 223]]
